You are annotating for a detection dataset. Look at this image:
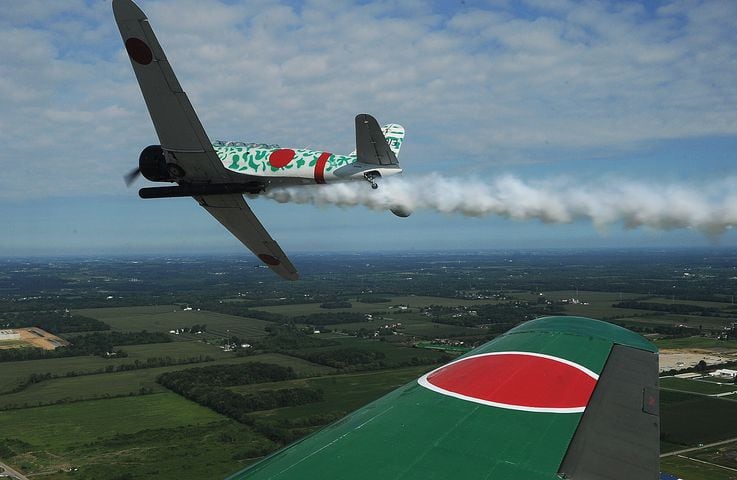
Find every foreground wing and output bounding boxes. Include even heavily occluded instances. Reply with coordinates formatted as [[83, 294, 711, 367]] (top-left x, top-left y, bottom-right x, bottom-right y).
[[196, 195, 298, 281], [113, 0, 228, 182], [227, 316, 658, 479]]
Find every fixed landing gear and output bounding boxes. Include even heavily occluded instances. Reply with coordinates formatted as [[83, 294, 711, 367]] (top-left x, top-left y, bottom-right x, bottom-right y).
[[364, 172, 379, 189]]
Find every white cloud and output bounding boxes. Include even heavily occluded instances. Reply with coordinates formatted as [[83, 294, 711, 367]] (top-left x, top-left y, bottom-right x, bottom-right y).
[[0, 0, 736, 199]]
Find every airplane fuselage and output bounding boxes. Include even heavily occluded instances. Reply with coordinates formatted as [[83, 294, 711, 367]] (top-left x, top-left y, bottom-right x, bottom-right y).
[[214, 142, 402, 188]]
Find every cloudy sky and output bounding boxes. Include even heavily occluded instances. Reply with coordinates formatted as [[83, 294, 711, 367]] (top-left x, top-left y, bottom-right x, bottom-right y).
[[3, 0, 737, 257]]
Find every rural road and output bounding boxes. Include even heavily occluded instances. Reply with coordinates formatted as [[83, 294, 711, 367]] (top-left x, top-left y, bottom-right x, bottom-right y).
[[0, 461, 29, 480], [661, 436, 737, 458]]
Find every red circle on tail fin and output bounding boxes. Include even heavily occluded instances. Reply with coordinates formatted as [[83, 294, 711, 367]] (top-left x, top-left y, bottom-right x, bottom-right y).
[[418, 352, 598, 413], [125, 38, 153, 65]]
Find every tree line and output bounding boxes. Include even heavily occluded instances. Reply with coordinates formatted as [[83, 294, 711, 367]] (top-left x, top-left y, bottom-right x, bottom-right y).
[[0, 310, 110, 333], [613, 301, 722, 317]]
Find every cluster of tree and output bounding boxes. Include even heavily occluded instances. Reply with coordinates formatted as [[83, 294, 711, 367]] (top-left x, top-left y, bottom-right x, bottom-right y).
[[613, 301, 722, 317], [299, 348, 386, 369], [355, 296, 391, 304], [0, 438, 33, 459], [0, 310, 110, 333], [256, 326, 339, 351], [621, 324, 699, 337], [157, 363, 324, 441], [195, 301, 285, 322], [0, 330, 171, 363], [356, 295, 392, 303], [7, 372, 54, 394], [157, 362, 298, 392], [292, 312, 368, 326], [660, 359, 737, 378], [290, 347, 450, 372], [319, 301, 352, 309], [423, 302, 551, 328]]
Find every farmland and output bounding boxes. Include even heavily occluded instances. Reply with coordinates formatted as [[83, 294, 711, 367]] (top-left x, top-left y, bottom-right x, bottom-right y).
[[2, 250, 737, 478]]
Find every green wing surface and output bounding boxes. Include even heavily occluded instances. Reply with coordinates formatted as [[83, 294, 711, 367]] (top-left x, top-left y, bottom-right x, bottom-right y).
[[227, 316, 659, 480]]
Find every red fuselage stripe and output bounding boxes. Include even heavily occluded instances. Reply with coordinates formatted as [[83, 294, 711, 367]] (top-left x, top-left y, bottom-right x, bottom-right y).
[[314, 152, 330, 184]]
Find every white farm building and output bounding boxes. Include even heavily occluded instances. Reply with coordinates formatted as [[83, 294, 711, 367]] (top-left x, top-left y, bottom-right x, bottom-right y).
[[0, 330, 21, 341]]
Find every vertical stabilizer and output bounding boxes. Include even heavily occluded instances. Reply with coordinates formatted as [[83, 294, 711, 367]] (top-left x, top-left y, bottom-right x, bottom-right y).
[[382, 124, 405, 159]]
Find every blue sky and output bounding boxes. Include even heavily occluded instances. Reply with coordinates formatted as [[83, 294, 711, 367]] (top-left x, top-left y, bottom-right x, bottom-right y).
[[2, 0, 737, 257]]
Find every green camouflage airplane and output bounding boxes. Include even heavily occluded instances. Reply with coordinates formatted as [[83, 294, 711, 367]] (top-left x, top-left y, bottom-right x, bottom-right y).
[[225, 315, 659, 479], [114, 0, 407, 281]]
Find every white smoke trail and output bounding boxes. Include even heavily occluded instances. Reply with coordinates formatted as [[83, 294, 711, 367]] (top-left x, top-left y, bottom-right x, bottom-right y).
[[263, 174, 737, 235]]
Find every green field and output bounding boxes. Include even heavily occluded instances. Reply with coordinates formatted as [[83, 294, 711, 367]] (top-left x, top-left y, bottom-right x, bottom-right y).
[[0, 341, 226, 394], [656, 336, 737, 350], [0, 393, 224, 449], [660, 377, 737, 395], [660, 455, 737, 480], [661, 390, 737, 449], [0, 352, 334, 409], [0, 394, 273, 480], [74, 306, 273, 339]]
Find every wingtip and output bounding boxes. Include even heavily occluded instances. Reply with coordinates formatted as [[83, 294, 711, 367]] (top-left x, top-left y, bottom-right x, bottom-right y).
[[112, 0, 147, 22]]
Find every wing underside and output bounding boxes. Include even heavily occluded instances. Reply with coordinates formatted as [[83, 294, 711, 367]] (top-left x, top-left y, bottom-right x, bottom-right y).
[[226, 316, 658, 480], [195, 194, 298, 281]]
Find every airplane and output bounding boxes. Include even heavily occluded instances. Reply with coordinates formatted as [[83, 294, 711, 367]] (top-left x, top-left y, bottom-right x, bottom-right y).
[[114, 3, 660, 479], [223, 315, 659, 480], [113, 0, 408, 282]]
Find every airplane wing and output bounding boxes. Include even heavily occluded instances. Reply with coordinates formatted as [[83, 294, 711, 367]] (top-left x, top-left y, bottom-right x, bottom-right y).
[[114, 0, 298, 279], [195, 194, 298, 281], [355, 114, 399, 166], [113, 0, 228, 182], [226, 316, 659, 479]]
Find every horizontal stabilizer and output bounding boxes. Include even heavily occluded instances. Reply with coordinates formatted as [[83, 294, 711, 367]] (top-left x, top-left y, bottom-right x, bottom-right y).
[[355, 114, 399, 166]]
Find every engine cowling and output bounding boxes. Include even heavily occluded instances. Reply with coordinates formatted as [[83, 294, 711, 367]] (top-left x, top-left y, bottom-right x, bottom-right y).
[[139, 145, 175, 182]]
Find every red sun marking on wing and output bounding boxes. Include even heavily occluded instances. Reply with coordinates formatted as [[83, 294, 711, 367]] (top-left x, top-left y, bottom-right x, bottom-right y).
[[125, 38, 153, 65], [418, 352, 599, 413]]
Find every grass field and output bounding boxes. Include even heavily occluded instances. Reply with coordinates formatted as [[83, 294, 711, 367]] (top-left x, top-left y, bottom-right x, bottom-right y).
[[660, 455, 737, 480], [661, 390, 737, 449], [0, 353, 334, 409], [0, 341, 227, 394], [656, 336, 737, 350], [661, 377, 737, 395], [0, 393, 224, 449], [74, 306, 273, 339], [0, 394, 274, 480]]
